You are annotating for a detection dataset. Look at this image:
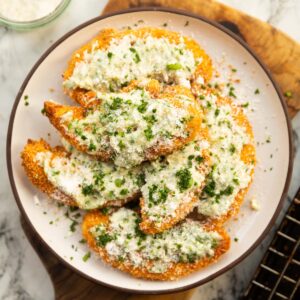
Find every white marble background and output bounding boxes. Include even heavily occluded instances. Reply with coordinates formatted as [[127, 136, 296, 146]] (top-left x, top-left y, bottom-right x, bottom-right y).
[[0, 0, 299, 299]]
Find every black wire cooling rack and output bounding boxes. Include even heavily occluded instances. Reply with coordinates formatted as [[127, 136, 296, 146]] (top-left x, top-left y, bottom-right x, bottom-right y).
[[244, 187, 300, 299]]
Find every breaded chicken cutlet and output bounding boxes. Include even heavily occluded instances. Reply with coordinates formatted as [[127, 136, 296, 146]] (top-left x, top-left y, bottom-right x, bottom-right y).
[[21, 139, 143, 209], [82, 208, 230, 280], [196, 89, 256, 224], [140, 138, 210, 234], [63, 27, 213, 106], [43, 83, 203, 168]]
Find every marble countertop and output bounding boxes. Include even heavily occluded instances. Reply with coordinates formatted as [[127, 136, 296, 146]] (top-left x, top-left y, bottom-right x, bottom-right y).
[[0, 1, 299, 299]]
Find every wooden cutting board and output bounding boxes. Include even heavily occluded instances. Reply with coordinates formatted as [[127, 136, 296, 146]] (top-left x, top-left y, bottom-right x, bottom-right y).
[[22, 0, 300, 299]]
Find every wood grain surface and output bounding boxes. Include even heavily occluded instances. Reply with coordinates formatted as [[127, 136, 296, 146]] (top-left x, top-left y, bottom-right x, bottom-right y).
[[22, 1, 300, 299]]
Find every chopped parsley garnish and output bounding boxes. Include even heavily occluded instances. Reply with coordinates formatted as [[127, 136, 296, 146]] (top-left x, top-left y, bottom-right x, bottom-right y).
[[79, 239, 86, 244], [144, 126, 154, 140], [229, 144, 236, 154], [220, 185, 234, 196], [148, 184, 169, 204], [254, 88, 260, 95], [204, 180, 216, 197], [120, 188, 129, 196], [110, 97, 123, 110], [284, 91, 292, 98], [70, 220, 78, 232], [176, 168, 193, 192], [129, 47, 141, 63], [88, 142, 96, 151], [195, 155, 204, 163], [100, 207, 109, 215], [167, 63, 182, 71], [82, 252, 91, 262], [118, 140, 125, 150], [96, 233, 114, 247], [82, 184, 94, 196], [107, 52, 113, 59], [199, 95, 205, 100], [115, 178, 125, 187], [137, 100, 148, 113], [232, 68, 237, 72], [215, 108, 220, 116], [242, 102, 249, 108]]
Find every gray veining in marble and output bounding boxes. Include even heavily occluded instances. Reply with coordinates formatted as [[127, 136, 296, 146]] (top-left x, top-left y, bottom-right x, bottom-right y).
[[0, 0, 299, 299]]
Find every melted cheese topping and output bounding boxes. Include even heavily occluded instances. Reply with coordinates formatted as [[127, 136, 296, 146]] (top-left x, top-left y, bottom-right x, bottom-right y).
[[64, 35, 199, 92], [35, 148, 143, 209], [197, 93, 254, 217], [61, 88, 192, 167], [141, 140, 209, 224], [90, 208, 221, 273]]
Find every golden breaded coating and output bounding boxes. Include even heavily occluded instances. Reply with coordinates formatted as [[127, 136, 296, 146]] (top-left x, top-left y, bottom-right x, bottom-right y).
[[82, 209, 230, 281], [21, 139, 142, 209], [21, 139, 76, 206], [43, 84, 203, 168], [63, 27, 213, 105]]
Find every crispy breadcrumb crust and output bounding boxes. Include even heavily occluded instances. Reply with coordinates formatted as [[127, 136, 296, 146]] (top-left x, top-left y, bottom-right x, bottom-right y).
[[140, 148, 211, 234], [21, 139, 140, 209], [63, 27, 213, 106], [198, 93, 256, 225], [82, 210, 230, 281], [43, 84, 203, 163]]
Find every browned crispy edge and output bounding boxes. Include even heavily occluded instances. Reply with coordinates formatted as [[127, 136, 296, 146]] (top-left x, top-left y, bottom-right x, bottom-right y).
[[21, 139, 140, 209], [82, 210, 230, 281]]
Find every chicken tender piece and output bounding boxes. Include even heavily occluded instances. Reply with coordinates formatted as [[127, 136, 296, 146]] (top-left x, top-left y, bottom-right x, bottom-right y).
[[82, 208, 230, 281], [140, 138, 210, 234], [21, 139, 143, 209], [63, 27, 212, 105], [196, 90, 256, 224], [43, 85, 203, 168]]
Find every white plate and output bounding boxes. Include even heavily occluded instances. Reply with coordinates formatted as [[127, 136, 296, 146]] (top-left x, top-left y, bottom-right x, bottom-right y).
[[7, 8, 293, 294]]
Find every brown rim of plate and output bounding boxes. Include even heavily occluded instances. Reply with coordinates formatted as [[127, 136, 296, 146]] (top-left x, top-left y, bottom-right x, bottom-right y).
[[6, 6, 294, 295]]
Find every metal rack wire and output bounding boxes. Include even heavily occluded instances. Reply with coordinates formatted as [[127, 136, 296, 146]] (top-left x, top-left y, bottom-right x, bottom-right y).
[[244, 188, 300, 299]]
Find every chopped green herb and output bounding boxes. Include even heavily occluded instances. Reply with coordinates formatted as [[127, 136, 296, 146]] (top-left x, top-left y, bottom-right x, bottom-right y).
[[234, 237, 239, 242], [129, 47, 141, 63], [79, 239, 86, 244], [137, 100, 148, 113], [242, 102, 249, 108], [284, 91, 292, 98], [115, 178, 125, 187], [82, 252, 91, 262], [120, 188, 129, 196], [167, 63, 182, 71], [204, 180, 216, 197], [176, 168, 193, 192], [232, 68, 237, 72], [88, 142, 96, 151], [229, 144, 236, 154], [107, 52, 113, 59], [82, 184, 94, 196], [96, 233, 114, 247], [110, 97, 123, 110], [144, 126, 154, 140], [70, 220, 78, 232], [254, 88, 260, 95]]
